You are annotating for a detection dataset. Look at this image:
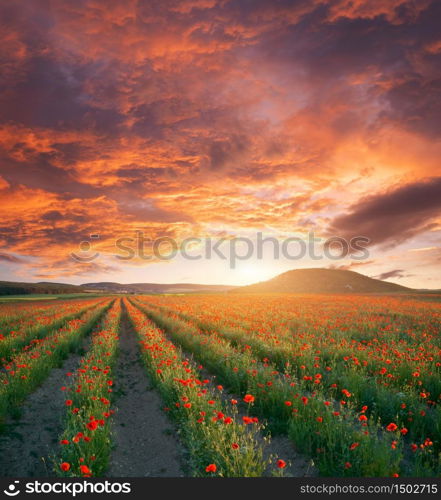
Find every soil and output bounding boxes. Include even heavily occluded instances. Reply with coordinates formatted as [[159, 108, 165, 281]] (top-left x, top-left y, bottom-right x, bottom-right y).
[[140, 305, 317, 477], [106, 308, 184, 477], [0, 343, 88, 477], [196, 364, 317, 477]]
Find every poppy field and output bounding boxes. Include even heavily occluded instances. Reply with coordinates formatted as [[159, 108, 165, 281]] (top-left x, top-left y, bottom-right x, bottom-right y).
[[0, 293, 439, 478]]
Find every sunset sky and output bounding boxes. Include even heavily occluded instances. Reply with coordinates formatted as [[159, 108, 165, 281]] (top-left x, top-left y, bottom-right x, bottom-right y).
[[0, 0, 440, 288]]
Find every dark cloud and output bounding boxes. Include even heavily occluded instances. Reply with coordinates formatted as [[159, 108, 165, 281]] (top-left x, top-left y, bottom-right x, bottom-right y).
[[373, 269, 407, 280], [0, 252, 25, 264], [329, 177, 441, 247]]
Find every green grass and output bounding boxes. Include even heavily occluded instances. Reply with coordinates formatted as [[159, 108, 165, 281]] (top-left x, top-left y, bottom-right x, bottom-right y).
[[0, 293, 110, 302]]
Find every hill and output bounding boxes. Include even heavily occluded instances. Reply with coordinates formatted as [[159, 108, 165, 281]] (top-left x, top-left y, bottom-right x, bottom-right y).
[[232, 268, 412, 294], [0, 280, 86, 296], [81, 282, 236, 294]]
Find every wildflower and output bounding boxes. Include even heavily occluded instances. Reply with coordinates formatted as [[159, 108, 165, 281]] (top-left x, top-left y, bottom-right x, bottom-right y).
[[79, 465, 91, 475], [359, 415, 368, 422], [349, 442, 359, 451], [205, 464, 217, 473], [60, 462, 70, 472], [277, 460, 287, 469], [243, 394, 255, 404], [87, 420, 98, 431], [386, 423, 398, 432], [65, 400, 73, 406], [60, 439, 69, 445], [232, 443, 239, 450]]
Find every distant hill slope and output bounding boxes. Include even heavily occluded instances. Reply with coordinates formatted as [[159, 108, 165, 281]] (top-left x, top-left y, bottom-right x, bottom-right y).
[[232, 268, 412, 294], [82, 282, 236, 293], [0, 280, 85, 295]]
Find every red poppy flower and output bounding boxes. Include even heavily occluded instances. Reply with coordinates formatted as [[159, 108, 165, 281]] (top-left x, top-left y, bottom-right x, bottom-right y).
[[386, 423, 398, 432], [205, 464, 217, 473], [231, 443, 239, 449], [277, 459, 286, 469], [80, 465, 91, 475], [65, 400, 73, 406], [243, 394, 255, 404], [87, 420, 98, 431], [60, 462, 70, 472]]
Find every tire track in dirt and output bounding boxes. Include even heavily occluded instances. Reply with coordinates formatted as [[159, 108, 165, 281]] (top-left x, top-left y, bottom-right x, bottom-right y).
[[106, 304, 184, 477], [0, 341, 90, 477]]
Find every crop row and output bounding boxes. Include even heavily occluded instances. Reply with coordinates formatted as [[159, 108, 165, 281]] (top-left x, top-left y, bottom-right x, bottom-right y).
[[56, 299, 121, 477], [0, 299, 112, 428], [125, 298, 280, 477], [0, 298, 106, 364], [142, 300, 440, 453], [131, 297, 438, 476]]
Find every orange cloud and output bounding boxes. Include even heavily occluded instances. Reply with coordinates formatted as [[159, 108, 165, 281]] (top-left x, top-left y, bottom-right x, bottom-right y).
[[0, 0, 440, 286]]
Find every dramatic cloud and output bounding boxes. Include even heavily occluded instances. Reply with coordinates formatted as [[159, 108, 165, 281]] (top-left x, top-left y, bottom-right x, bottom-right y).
[[0, 0, 440, 285], [0, 252, 25, 264], [373, 269, 408, 280], [329, 177, 441, 247]]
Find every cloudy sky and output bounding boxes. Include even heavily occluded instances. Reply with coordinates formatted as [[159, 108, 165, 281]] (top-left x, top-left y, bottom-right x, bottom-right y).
[[0, 0, 440, 287]]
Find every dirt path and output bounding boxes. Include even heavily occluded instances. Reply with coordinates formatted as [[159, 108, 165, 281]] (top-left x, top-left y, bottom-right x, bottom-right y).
[[0, 343, 88, 477], [106, 308, 184, 477], [136, 303, 316, 477]]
